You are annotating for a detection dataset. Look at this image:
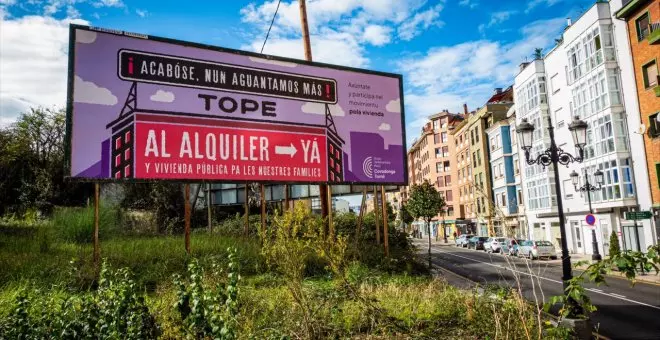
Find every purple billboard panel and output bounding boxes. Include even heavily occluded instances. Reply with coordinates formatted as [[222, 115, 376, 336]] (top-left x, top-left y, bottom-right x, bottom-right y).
[[65, 25, 407, 185]]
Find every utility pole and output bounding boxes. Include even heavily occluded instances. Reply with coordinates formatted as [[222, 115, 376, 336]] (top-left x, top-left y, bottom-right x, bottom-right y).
[[298, 0, 329, 222]]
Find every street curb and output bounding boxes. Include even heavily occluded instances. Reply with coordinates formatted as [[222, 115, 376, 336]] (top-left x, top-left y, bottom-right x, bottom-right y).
[[573, 264, 660, 287], [418, 250, 611, 340]]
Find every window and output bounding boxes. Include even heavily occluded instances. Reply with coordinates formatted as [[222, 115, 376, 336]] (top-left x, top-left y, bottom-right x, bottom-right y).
[[650, 113, 660, 138], [551, 73, 560, 93], [642, 60, 658, 88], [477, 153, 481, 166], [441, 132, 448, 143], [436, 162, 443, 173], [443, 161, 450, 172], [437, 176, 445, 187], [435, 148, 442, 158], [442, 146, 449, 157], [563, 179, 573, 199], [446, 190, 453, 201], [490, 137, 496, 151], [475, 127, 480, 142], [447, 206, 454, 216], [433, 120, 440, 130], [621, 158, 635, 198], [434, 133, 440, 144], [445, 175, 452, 186], [636, 13, 650, 41], [526, 178, 551, 210], [517, 190, 523, 205]]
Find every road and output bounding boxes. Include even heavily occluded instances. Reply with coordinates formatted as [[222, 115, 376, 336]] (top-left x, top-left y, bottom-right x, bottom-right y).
[[417, 241, 660, 340]]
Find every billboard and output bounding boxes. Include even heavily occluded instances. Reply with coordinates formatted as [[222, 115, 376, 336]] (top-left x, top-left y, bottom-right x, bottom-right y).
[[66, 25, 407, 184]]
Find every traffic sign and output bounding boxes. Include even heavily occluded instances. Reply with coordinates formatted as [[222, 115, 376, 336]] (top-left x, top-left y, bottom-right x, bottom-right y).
[[624, 211, 652, 220], [585, 214, 596, 226]]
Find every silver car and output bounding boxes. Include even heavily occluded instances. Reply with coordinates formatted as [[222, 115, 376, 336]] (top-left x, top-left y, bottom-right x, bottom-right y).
[[455, 234, 474, 247], [518, 240, 557, 260], [485, 237, 507, 253]]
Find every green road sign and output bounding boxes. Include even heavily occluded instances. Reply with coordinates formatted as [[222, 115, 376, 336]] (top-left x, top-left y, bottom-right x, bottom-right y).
[[625, 211, 652, 220]]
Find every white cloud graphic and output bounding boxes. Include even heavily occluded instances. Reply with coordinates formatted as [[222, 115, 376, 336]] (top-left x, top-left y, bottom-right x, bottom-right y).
[[386, 98, 401, 113], [76, 29, 97, 44], [74, 75, 117, 105], [150, 89, 175, 103], [301, 102, 345, 116], [248, 56, 298, 68], [378, 123, 391, 131]]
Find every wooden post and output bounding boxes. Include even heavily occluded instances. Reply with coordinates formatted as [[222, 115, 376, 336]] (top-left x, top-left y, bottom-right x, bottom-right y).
[[284, 184, 290, 211], [184, 183, 191, 255], [381, 186, 389, 257], [328, 185, 334, 238], [356, 187, 367, 245], [373, 186, 380, 245], [260, 184, 266, 235], [298, 0, 329, 224], [244, 184, 249, 236], [93, 183, 100, 268], [207, 183, 212, 233]]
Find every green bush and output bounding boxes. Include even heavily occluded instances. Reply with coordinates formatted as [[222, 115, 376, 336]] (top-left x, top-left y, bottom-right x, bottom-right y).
[[51, 205, 120, 243], [609, 231, 621, 257], [0, 261, 159, 339]]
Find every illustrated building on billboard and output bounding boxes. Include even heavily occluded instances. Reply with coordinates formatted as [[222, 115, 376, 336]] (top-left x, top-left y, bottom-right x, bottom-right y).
[[105, 82, 345, 181]]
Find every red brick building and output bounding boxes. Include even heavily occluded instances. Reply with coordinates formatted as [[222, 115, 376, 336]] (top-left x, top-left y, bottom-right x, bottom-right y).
[[615, 0, 660, 209]]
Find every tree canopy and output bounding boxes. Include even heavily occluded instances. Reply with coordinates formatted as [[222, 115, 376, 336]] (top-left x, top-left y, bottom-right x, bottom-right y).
[[406, 181, 445, 224]]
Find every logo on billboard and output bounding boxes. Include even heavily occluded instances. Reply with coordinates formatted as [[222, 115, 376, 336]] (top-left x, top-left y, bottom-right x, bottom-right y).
[[362, 156, 396, 179], [362, 157, 373, 178]]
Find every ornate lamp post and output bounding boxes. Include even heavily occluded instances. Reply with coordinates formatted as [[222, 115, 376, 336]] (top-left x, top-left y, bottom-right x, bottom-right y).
[[570, 169, 604, 261], [517, 115, 588, 314]]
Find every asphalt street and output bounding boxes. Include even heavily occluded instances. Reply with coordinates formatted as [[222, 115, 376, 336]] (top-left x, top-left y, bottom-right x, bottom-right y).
[[416, 241, 660, 340]]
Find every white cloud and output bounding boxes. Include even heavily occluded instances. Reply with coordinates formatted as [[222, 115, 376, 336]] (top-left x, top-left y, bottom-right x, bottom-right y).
[[397, 4, 444, 41], [478, 10, 517, 35], [0, 0, 16, 6], [0, 14, 88, 124], [76, 29, 96, 43], [135, 9, 147, 18], [458, 0, 478, 9], [385, 98, 401, 113], [248, 56, 298, 68], [400, 17, 566, 145], [246, 30, 368, 67], [378, 122, 391, 131], [149, 89, 175, 103], [363, 24, 392, 46], [93, 0, 123, 8], [74, 76, 118, 105], [240, 1, 441, 66], [301, 102, 345, 116], [525, 0, 562, 13]]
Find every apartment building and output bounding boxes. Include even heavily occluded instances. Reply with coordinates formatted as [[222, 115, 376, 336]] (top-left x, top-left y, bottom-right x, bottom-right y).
[[485, 107, 526, 238], [451, 117, 477, 235], [614, 0, 660, 245], [515, 1, 656, 254], [405, 110, 465, 239], [466, 88, 514, 236]]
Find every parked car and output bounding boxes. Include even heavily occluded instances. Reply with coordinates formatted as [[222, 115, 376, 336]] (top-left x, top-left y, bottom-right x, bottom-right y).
[[506, 239, 526, 256], [518, 240, 557, 260], [485, 237, 507, 253], [455, 234, 474, 248], [468, 236, 489, 250]]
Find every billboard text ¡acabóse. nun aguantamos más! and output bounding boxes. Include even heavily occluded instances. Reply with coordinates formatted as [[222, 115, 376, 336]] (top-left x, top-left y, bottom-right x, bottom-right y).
[[65, 25, 407, 185]]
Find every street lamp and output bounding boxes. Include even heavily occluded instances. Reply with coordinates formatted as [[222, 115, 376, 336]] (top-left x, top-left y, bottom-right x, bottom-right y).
[[570, 169, 604, 261], [442, 206, 448, 243], [517, 115, 588, 315]]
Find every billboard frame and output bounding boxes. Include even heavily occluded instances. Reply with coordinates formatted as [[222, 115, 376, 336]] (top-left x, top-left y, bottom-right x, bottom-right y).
[[65, 24, 408, 186]]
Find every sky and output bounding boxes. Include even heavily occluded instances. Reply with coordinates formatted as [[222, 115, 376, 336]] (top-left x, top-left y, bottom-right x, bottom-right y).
[[0, 0, 596, 205]]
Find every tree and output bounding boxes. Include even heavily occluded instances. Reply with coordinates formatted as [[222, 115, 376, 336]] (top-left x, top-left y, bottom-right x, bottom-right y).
[[399, 203, 414, 226], [406, 181, 445, 268], [532, 47, 543, 60], [609, 231, 621, 257], [406, 181, 445, 227]]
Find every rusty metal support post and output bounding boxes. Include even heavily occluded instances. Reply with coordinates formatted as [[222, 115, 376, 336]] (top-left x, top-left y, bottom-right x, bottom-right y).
[[244, 184, 249, 236], [373, 186, 380, 245], [93, 183, 100, 268], [381, 186, 389, 257], [261, 184, 266, 236], [184, 183, 191, 255]]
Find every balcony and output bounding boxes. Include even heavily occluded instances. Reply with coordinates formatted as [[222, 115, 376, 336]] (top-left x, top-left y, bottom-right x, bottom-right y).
[[649, 22, 660, 45]]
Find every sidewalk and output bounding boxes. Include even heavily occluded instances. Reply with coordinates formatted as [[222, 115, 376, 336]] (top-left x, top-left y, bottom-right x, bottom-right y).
[[413, 237, 660, 286]]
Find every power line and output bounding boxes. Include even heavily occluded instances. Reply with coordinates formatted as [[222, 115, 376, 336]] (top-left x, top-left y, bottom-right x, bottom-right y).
[[260, 0, 282, 54]]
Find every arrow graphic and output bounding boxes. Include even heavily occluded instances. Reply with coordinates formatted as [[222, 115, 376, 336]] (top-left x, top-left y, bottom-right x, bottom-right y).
[[275, 143, 297, 157]]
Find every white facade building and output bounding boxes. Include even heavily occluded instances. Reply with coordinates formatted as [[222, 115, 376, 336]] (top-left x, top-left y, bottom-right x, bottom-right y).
[[514, 1, 655, 255]]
